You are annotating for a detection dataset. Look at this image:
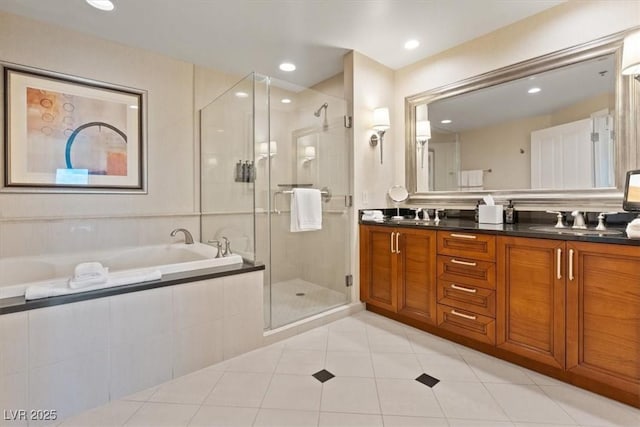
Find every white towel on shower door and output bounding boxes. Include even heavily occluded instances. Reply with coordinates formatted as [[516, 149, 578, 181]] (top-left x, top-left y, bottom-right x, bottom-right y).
[[290, 188, 322, 232]]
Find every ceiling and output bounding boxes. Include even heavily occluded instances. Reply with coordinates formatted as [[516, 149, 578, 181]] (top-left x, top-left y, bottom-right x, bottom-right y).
[[0, 0, 564, 87]]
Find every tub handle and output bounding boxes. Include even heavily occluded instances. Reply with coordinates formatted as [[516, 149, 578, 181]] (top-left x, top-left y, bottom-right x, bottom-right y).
[[207, 240, 223, 258], [222, 237, 232, 257]]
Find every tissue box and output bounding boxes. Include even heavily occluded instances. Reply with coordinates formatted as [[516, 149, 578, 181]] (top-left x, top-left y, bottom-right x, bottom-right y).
[[479, 205, 503, 224]]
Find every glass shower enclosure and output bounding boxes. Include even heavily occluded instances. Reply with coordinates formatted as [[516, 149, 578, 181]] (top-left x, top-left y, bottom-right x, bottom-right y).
[[200, 73, 351, 330]]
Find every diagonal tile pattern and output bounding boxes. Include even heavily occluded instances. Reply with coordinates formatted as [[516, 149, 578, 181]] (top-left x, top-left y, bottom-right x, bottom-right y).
[[60, 310, 640, 427]]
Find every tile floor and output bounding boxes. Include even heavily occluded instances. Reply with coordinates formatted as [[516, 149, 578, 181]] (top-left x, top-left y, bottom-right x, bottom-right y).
[[58, 311, 640, 427]]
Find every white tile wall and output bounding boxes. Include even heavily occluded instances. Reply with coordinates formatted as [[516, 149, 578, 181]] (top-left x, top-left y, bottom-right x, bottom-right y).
[[0, 312, 28, 375], [0, 270, 263, 425], [0, 215, 199, 259]]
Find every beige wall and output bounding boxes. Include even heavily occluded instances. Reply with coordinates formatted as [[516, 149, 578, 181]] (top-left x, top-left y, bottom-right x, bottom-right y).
[[395, 0, 640, 192], [0, 11, 202, 257], [459, 115, 550, 190]]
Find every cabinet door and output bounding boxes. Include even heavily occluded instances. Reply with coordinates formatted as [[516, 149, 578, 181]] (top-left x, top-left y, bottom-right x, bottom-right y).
[[497, 236, 565, 369], [566, 242, 640, 402], [397, 228, 437, 324], [360, 225, 397, 311]]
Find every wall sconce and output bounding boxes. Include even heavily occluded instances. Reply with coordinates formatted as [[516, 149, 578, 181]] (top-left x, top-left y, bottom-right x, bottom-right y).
[[370, 107, 390, 164], [302, 146, 316, 164], [416, 120, 431, 168], [622, 29, 640, 81], [258, 141, 277, 160]]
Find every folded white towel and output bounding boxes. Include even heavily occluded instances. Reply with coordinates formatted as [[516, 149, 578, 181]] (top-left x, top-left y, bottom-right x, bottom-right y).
[[626, 218, 640, 239], [69, 262, 109, 289], [290, 188, 322, 232], [362, 210, 384, 221], [26, 269, 162, 300]]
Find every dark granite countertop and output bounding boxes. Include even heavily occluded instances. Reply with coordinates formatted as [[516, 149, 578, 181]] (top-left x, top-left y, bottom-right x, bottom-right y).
[[360, 217, 640, 246], [0, 262, 265, 315]]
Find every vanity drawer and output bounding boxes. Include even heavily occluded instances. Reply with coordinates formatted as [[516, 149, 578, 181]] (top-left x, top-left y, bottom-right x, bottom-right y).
[[437, 255, 496, 289], [437, 304, 496, 345], [437, 280, 496, 318], [437, 231, 496, 262]]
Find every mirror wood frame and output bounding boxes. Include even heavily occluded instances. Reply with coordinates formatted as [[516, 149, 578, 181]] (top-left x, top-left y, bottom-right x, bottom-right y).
[[405, 31, 639, 209]]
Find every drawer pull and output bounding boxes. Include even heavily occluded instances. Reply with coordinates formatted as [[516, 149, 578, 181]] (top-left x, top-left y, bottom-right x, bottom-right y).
[[450, 309, 477, 320], [450, 284, 477, 293], [450, 233, 477, 239], [450, 258, 477, 267]]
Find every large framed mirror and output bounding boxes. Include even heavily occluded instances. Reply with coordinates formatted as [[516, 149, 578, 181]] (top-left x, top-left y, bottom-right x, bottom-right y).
[[405, 31, 640, 208]]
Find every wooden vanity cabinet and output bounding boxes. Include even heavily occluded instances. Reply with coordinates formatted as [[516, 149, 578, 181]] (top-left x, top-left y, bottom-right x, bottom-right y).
[[360, 224, 437, 324], [361, 226, 640, 407], [566, 242, 640, 404], [360, 225, 396, 311], [496, 236, 566, 369], [497, 237, 640, 404]]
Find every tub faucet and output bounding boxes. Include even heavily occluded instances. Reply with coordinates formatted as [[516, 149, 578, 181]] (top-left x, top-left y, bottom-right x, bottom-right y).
[[170, 228, 194, 244]]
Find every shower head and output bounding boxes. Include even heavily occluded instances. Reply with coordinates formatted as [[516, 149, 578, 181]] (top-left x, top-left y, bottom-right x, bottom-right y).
[[314, 103, 328, 117]]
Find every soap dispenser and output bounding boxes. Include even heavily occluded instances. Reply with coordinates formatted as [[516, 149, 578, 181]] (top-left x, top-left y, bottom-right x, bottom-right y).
[[505, 200, 517, 224], [474, 200, 482, 223]]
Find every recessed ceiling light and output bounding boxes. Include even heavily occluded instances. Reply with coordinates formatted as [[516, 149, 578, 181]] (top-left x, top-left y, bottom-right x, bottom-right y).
[[441, 119, 452, 124], [86, 0, 115, 11], [404, 39, 420, 50], [281, 98, 292, 104], [235, 91, 249, 98], [279, 62, 296, 72], [528, 87, 541, 94]]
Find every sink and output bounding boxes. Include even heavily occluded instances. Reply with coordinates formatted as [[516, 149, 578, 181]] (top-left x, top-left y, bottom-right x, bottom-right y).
[[528, 226, 624, 236], [394, 219, 433, 226]]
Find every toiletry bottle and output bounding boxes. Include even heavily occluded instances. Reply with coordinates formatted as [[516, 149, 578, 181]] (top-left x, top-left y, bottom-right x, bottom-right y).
[[249, 161, 256, 182], [235, 160, 242, 182], [505, 200, 516, 224], [241, 160, 249, 182], [474, 200, 480, 223]]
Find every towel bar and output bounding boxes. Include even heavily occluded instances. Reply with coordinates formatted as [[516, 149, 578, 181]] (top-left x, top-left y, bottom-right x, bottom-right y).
[[272, 187, 332, 214]]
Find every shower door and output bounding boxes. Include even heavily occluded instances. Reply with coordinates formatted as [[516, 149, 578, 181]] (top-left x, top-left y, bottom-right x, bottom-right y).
[[264, 78, 351, 329]]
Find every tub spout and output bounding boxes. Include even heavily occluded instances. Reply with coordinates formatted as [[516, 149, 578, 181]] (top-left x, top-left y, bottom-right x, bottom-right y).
[[170, 228, 194, 244]]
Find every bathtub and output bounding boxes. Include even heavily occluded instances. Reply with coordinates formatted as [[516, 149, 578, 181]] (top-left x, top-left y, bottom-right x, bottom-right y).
[[0, 242, 244, 300]]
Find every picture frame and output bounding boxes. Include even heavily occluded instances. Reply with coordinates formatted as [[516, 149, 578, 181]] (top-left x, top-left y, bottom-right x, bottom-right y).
[[2, 63, 146, 192]]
